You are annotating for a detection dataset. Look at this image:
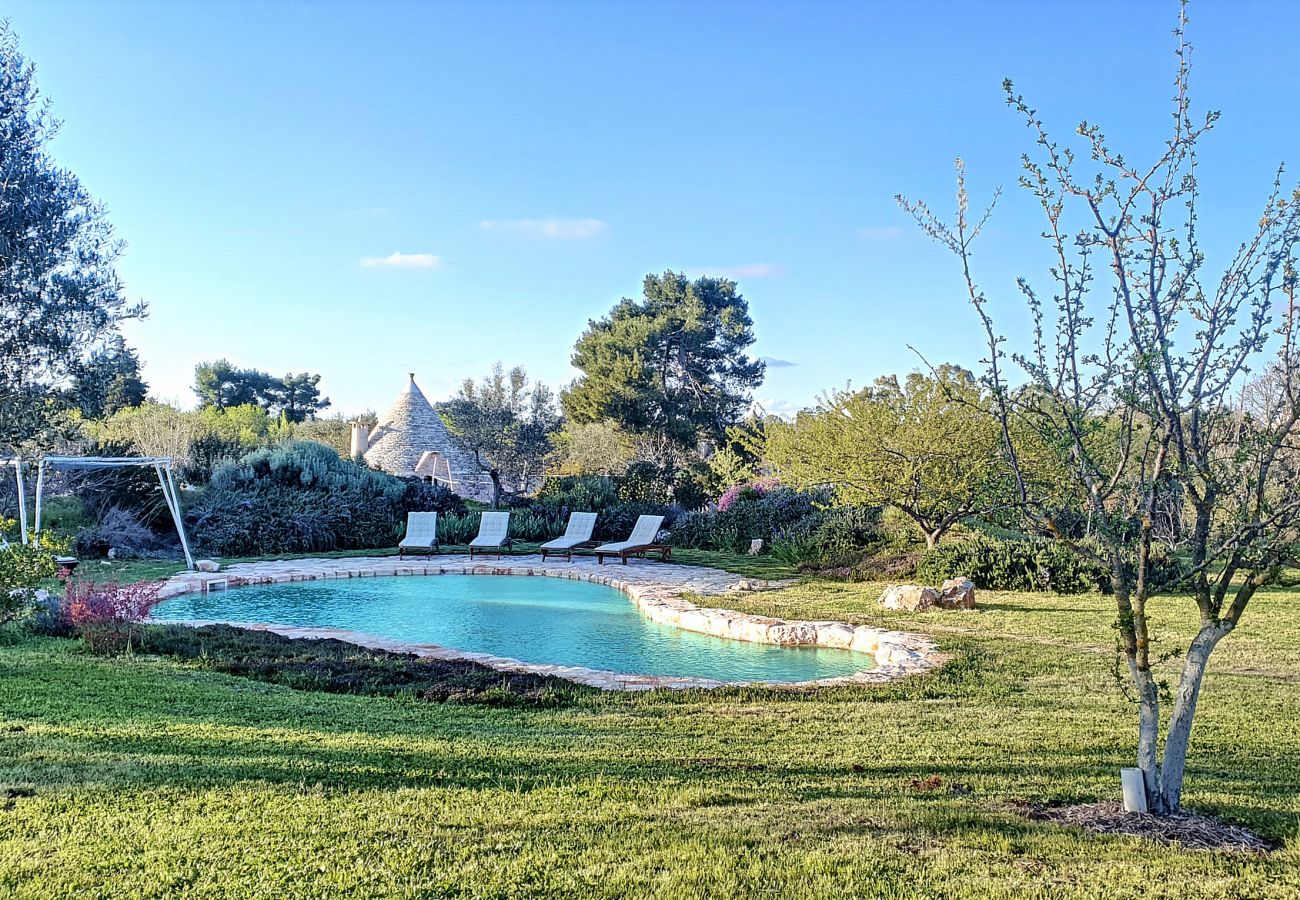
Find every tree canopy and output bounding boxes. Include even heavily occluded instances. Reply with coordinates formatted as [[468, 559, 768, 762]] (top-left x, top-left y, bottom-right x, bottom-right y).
[[442, 364, 562, 507], [0, 23, 144, 452], [766, 365, 1012, 547], [70, 341, 148, 420], [562, 271, 765, 461], [193, 360, 329, 423]]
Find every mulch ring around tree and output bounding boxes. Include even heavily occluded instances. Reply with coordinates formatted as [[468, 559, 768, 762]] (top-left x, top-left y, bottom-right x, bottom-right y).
[[1017, 800, 1275, 853]]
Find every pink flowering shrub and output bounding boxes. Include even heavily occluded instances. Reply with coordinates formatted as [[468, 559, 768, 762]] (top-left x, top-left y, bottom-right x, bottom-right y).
[[65, 579, 163, 654], [717, 477, 781, 512]]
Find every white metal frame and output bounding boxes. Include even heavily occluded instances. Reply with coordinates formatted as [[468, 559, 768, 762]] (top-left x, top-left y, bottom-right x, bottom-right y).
[[4, 455, 195, 571]]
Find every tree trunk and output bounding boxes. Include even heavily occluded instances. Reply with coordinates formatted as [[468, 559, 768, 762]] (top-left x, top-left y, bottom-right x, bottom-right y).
[[1126, 621, 1228, 814], [1129, 658, 1163, 811], [924, 530, 939, 550], [489, 469, 503, 510], [1155, 623, 1228, 813]]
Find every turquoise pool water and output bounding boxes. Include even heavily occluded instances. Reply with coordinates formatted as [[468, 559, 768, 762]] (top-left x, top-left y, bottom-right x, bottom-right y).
[[151, 575, 869, 683]]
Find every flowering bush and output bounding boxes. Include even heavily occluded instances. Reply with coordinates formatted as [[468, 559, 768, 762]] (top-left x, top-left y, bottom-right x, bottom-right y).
[[64, 579, 163, 653], [717, 477, 781, 512], [0, 517, 73, 555]]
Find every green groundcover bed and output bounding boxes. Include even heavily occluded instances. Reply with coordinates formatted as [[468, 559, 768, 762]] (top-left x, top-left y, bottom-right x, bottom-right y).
[[1, 572, 1298, 898]]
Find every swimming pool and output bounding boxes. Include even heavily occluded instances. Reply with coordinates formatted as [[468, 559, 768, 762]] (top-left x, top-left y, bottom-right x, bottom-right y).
[[150, 575, 871, 683]]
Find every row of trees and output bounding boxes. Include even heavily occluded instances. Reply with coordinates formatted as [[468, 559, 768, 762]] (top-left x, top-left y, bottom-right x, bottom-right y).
[[193, 360, 330, 423]]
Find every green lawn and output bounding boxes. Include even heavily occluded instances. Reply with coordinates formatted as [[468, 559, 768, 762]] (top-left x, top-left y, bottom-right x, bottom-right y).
[[2, 574, 1298, 897]]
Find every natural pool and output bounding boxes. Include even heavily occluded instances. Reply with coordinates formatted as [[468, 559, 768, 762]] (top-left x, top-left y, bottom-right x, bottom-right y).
[[151, 575, 870, 683]]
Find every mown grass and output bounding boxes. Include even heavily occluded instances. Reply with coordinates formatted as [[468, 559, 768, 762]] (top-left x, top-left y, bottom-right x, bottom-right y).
[[2, 576, 1298, 897]]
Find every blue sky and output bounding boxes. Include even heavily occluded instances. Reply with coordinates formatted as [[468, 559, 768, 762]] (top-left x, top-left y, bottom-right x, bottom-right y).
[[9, 0, 1300, 416]]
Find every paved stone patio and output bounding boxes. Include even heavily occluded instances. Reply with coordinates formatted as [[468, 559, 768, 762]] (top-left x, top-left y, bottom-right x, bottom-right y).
[[159, 555, 944, 690]]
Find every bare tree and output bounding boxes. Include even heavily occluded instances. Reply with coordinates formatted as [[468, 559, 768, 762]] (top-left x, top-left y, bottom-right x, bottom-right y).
[[899, 3, 1300, 814]]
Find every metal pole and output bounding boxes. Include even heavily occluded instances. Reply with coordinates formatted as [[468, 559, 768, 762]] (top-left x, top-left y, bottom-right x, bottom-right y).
[[33, 460, 44, 536], [166, 465, 194, 571], [157, 463, 194, 571], [14, 458, 27, 544]]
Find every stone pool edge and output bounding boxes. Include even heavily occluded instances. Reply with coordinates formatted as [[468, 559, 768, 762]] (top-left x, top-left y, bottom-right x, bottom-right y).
[[156, 556, 946, 691]]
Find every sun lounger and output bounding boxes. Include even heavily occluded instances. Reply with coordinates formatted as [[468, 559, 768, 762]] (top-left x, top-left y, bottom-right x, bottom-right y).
[[594, 515, 669, 565], [539, 512, 599, 561], [398, 511, 439, 557], [468, 511, 513, 558]]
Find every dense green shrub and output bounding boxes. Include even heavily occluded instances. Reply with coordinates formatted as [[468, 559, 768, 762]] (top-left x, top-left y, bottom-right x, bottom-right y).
[[187, 441, 461, 556], [765, 505, 882, 569], [436, 513, 480, 546], [0, 543, 57, 624], [36, 496, 91, 533], [398, 479, 467, 516], [593, 501, 675, 541], [916, 532, 1190, 594], [181, 432, 247, 484], [618, 462, 673, 504], [435, 510, 568, 545], [507, 511, 564, 542], [535, 475, 622, 514], [671, 485, 872, 560], [916, 533, 1100, 594]]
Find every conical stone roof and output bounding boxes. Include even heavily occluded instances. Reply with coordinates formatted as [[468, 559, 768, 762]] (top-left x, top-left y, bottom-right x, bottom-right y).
[[364, 374, 493, 501]]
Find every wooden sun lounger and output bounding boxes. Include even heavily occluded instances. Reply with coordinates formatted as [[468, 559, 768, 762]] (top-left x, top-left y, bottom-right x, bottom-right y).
[[468, 511, 514, 558], [539, 512, 599, 561], [595, 543, 671, 565], [593, 515, 669, 565], [398, 511, 439, 557]]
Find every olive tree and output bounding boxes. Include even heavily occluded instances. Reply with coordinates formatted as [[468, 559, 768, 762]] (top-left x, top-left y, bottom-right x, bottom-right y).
[[442, 364, 562, 507], [0, 23, 143, 452], [899, 4, 1300, 813], [766, 365, 1012, 548]]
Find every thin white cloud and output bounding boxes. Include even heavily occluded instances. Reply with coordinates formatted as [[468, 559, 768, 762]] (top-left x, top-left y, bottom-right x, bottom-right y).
[[478, 217, 609, 239], [705, 263, 785, 279], [753, 397, 802, 420], [857, 226, 905, 242], [359, 251, 442, 269]]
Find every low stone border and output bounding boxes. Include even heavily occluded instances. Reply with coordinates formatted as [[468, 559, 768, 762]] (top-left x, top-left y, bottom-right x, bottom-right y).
[[157, 556, 943, 691]]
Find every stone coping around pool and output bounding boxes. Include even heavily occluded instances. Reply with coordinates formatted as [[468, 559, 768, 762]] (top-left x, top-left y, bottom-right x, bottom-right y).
[[156, 555, 945, 691]]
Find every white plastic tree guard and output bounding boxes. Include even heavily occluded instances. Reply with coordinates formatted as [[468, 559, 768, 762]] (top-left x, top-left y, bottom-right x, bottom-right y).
[[4, 455, 195, 571]]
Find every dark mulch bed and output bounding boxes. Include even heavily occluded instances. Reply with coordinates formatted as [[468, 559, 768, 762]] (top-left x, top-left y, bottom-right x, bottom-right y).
[[1021, 800, 1274, 853], [131, 624, 594, 708]]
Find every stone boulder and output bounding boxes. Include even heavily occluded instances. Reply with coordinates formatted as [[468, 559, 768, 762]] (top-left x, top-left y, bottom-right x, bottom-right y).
[[877, 583, 939, 612], [937, 577, 976, 610], [195, 559, 221, 573], [725, 578, 777, 593]]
